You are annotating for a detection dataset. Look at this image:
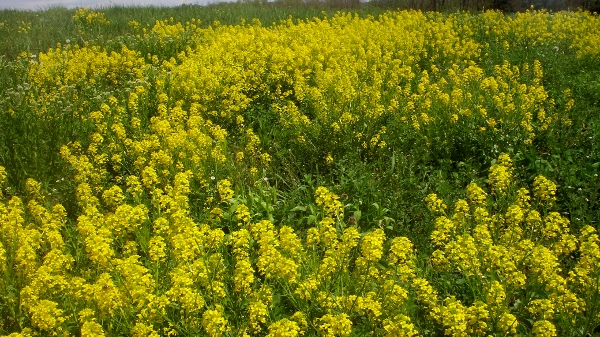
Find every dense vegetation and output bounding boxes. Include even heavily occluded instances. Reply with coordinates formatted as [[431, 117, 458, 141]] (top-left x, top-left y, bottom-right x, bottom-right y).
[[0, 4, 599, 336]]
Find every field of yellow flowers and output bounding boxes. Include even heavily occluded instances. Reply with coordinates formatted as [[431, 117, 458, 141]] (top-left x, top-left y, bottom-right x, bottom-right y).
[[0, 5, 599, 336]]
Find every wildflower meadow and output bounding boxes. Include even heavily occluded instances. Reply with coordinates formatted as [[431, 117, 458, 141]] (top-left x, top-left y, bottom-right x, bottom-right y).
[[0, 4, 599, 336]]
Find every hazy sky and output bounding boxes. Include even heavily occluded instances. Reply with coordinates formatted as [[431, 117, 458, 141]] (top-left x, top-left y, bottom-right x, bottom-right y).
[[0, 0, 226, 10]]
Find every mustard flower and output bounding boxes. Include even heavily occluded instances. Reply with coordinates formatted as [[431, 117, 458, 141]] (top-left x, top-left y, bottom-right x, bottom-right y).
[[438, 296, 469, 337], [358, 292, 382, 317], [236, 204, 251, 225], [234, 259, 255, 293], [0, 243, 6, 271], [488, 163, 511, 193], [425, 193, 447, 214], [148, 235, 167, 262], [526, 209, 543, 234], [466, 182, 487, 205], [202, 306, 229, 337], [126, 175, 143, 198], [236, 151, 245, 161], [497, 312, 518, 334], [516, 187, 531, 208], [543, 212, 570, 240], [0, 165, 6, 186], [497, 153, 513, 168], [473, 207, 491, 227], [83, 273, 126, 317], [340, 227, 361, 252], [431, 216, 455, 246], [141, 166, 160, 189], [130, 322, 160, 337], [249, 300, 269, 333], [29, 299, 65, 331], [389, 236, 414, 265], [102, 185, 126, 209], [505, 204, 525, 226], [279, 226, 303, 259], [486, 281, 506, 307], [230, 228, 252, 259], [267, 318, 301, 337], [82, 321, 106, 337], [531, 320, 557, 337], [466, 301, 489, 335], [533, 175, 557, 202], [432, 249, 450, 271], [528, 299, 555, 320], [25, 178, 42, 198], [217, 179, 234, 202], [360, 228, 386, 262], [210, 207, 224, 221], [318, 217, 338, 248], [383, 314, 418, 337], [295, 275, 320, 300], [261, 152, 271, 165], [317, 313, 352, 337], [445, 235, 481, 277], [291, 311, 308, 330], [382, 280, 409, 308], [412, 277, 439, 310], [452, 199, 470, 225], [326, 154, 334, 165], [314, 186, 343, 218]]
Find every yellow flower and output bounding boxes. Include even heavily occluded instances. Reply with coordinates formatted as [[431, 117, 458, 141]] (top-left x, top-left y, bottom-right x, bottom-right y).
[[267, 318, 301, 337], [148, 235, 167, 262], [0, 165, 7, 191], [102, 185, 126, 208], [425, 193, 447, 214], [315, 186, 343, 218], [528, 299, 555, 320], [531, 320, 557, 337], [388, 236, 414, 265], [29, 299, 65, 331], [317, 313, 352, 337], [217, 179, 234, 202], [467, 183, 486, 205], [360, 228, 386, 262], [234, 259, 254, 293], [25, 178, 42, 198], [533, 175, 557, 202], [249, 300, 269, 333], [488, 164, 511, 193], [306, 227, 320, 247], [82, 321, 106, 337], [236, 204, 251, 225], [498, 312, 518, 334], [438, 296, 468, 337], [383, 314, 418, 337], [202, 306, 229, 337]]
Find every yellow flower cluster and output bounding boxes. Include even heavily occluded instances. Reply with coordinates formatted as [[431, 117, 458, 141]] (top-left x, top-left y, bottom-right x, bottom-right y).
[[428, 154, 594, 335], [73, 8, 110, 27], [1, 156, 598, 336], [315, 186, 344, 218], [488, 152, 513, 193], [533, 175, 557, 202], [2, 8, 599, 337]]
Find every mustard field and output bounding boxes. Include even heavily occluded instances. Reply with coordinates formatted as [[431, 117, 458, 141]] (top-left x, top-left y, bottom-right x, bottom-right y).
[[0, 6, 599, 336]]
